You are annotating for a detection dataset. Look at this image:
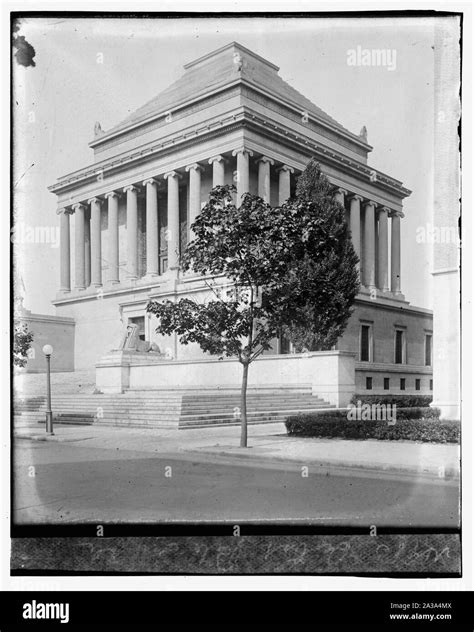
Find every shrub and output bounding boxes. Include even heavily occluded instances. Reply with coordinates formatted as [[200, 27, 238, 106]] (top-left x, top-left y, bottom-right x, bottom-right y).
[[285, 413, 459, 443], [393, 407, 440, 420], [350, 394, 432, 408]]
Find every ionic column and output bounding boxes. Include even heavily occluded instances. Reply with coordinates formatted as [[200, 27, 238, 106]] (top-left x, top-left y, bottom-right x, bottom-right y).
[[232, 148, 253, 206], [105, 192, 120, 284], [334, 187, 347, 206], [123, 184, 139, 279], [84, 214, 91, 288], [73, 203, 86, 290], [58, 209, 71, 292], [143, 179, 159, 277], [88, 197, 102, 287], [164, 171, 181, 271], [364, 201, 376, 289], [277, 165, 294, 205], [186, 163, 203, 239], [208, 155, 226, 187], [348, 195, 362, 274], [377, 206, 390, 292], [257, 156, 274, 203], [391, 211, 402, 294]]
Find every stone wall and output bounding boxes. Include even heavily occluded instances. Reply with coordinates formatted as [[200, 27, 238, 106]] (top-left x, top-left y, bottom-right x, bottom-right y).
[[17, 311, 75, 373]]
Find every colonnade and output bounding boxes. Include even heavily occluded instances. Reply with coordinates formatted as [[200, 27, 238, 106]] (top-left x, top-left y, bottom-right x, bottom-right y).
[[58, 150, 401, 295]]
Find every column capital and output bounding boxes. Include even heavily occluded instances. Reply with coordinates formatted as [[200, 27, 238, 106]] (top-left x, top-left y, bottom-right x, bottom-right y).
[[72, 203, 86, 212], [363, 200, 376, 209], [123, 184, 139, 194], [276, 164, 294, 174], [256, 156, 274, 166], [348, 194, 363, 202], [185, 163, 204, 173], [105, 190, 120, 200], [164, 170, 182, 180], [208, 155, 227, 165], [390, 209, 405, 218], [334, 187, 348, 195], [87, 197, 102, 206], [232, 148, 253, 158], [143, 178, 158, 187], [377, 205, 391, 214], [56, 207, 73, 215]]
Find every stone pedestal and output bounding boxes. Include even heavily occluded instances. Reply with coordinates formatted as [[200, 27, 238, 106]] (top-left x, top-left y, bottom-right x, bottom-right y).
[[96, 350, 168, 393]]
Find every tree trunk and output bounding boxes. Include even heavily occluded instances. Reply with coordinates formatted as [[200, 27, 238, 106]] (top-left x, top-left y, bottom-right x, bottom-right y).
[[240, 361, 249, 447]]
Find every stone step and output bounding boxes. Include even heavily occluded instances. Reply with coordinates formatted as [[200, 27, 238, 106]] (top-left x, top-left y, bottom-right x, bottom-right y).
[[17, 396, 324, 407], [127, 385, 313, 393], [37, 416, 95, 426], [180, 406, 335, 422], [180, 403, 331, 415], [180, 415, 293, 429], [35, 392, 316, 401], [14, 383, 334, 429], [96, 419, 178, 428], [37, 401, 324, 412]]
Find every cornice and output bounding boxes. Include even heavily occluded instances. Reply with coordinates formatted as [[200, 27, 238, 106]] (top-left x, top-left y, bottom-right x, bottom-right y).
[[48, 115, 246, 195], [242, 112, 411, 199], [89, 77, 371, 157], [49, 110, 410, 201]]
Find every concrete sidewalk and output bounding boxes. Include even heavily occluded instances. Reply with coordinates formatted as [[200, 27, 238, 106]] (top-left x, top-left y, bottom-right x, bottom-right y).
[[14, 420, 460, 479]]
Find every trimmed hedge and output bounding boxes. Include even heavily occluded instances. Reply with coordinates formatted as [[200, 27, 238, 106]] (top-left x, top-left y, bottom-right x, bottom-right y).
[[285, 413, 460, 443], [388, 407, 440, 420], [350, 394, 432, 408]]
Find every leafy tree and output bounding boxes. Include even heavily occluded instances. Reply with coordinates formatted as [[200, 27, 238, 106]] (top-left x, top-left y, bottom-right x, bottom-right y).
[[12, 260, 34, 368], [147, 159, 359, 447], [14, 322, 34, 368]]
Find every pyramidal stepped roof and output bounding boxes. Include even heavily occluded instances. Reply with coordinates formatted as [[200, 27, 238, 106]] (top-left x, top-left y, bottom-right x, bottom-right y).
[[101, 42, 356, 140]]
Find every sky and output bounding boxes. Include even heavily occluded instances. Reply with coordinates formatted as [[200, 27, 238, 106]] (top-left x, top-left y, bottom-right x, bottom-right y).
[[13, 15, 438, 313]]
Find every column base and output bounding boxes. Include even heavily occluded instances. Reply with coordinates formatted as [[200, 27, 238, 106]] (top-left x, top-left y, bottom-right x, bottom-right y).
[[391, 290, 405, 300]]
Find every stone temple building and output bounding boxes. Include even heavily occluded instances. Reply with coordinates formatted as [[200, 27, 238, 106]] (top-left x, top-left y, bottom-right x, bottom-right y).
[[48, 42, 433, 403]]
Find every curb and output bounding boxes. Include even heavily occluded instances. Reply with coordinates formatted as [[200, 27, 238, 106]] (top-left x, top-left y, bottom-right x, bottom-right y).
[[14, 433, 48, 442], [182, 447, 460, 480]]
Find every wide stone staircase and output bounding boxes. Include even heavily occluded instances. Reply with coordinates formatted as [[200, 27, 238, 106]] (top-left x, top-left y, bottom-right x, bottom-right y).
[[14, 375, 335, 429]]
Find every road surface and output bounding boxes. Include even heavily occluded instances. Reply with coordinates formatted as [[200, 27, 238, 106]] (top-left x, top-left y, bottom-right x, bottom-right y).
[[13, 440, 459, 526]]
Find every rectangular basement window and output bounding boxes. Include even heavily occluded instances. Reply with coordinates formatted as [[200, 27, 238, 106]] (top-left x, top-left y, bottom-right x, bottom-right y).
[[415, 378, 421, 391], [430, 379, 433, 390], [384, 377, 390, 390], [400, 378, 406, 391], [366, 377, 373, 390]]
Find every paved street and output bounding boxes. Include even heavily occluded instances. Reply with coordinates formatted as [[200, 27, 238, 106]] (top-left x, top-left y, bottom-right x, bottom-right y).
[[14, 439, 459, 526]]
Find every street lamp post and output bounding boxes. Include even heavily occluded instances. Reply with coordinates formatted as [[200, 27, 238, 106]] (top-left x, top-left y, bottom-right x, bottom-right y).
[[42, 344, 54, 435]]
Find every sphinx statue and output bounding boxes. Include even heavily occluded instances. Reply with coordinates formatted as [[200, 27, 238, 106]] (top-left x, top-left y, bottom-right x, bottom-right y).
[[117, 323, 161, 353]]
